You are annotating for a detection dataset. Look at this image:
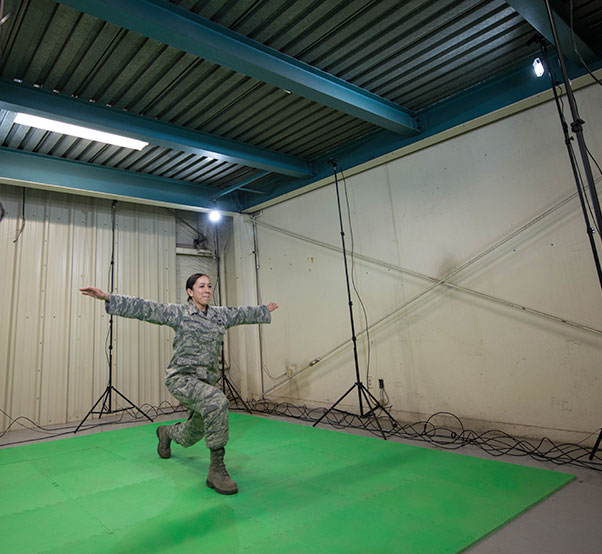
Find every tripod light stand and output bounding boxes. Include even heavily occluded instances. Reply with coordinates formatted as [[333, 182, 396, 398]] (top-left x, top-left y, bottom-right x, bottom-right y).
[[212, 214, 251, 412], [75, 201, 152, 433], [312, 160, 398, 439], [540, 0, 602, 461]]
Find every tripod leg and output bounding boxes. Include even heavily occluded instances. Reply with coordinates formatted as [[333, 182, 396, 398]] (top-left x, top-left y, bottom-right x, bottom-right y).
[[361, 384, 398, 427], [359, 386, 388, 440], [313, 383, 357, 427], [98, 389, 111, 420], [589, 429, 602, 461], [224, 378, 251, 412], [111, 387, 154, 422], [74, 387, 111, 433]]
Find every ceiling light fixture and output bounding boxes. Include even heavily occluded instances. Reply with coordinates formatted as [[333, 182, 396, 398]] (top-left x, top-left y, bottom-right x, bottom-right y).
[[14, 112, 149, 150], [532, 57, 545, 78]]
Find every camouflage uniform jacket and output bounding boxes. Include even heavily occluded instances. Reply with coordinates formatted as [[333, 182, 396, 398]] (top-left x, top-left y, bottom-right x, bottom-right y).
[[107, 294, 271, 384]]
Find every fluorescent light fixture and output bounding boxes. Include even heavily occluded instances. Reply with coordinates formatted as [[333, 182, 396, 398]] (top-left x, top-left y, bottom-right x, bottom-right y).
[[14, 112, 148, 150], [209, 209, 222, 223], [532, 57, 545, 78]]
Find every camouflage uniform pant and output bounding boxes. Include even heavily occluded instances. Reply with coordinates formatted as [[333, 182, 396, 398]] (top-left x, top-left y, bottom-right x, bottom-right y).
[[164, 374, 229, 450]]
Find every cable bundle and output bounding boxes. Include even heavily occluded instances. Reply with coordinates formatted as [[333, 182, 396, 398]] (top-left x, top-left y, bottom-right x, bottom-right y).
[[232, 398, 602, 472], [2, 400, 600, 471]]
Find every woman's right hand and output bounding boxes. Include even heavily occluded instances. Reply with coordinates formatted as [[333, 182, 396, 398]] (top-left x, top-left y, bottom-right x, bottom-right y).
[[80, 287, 109, 301]]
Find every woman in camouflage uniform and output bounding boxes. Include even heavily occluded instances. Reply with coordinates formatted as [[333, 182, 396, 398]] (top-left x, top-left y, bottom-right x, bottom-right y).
[[80, 273, 278, 495]]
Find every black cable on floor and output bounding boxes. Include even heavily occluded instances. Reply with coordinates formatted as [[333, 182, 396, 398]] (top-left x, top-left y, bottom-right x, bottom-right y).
[[0, 403, 187, 447], [3, 399, 600, 471], [229, 397, 602, 472]]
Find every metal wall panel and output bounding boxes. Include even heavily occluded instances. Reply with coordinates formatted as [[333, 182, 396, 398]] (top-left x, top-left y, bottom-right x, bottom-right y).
[[0, 183, 178, 429]]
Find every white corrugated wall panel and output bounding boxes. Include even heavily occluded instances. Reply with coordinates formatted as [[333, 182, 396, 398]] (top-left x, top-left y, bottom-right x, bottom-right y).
[[67, 202, 107, 423], [112, 203, 175, 412], [1, 186, 23, 430], [39, 193, 73, 425], [0, 185, 178, 428], [9, 189, 48, 425]]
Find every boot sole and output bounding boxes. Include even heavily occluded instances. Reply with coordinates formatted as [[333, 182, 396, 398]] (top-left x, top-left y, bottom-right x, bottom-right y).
[[206, 479, 238, 495]]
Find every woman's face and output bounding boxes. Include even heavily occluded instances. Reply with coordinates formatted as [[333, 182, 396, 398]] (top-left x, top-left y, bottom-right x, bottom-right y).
[[187, 275, 212, 309]]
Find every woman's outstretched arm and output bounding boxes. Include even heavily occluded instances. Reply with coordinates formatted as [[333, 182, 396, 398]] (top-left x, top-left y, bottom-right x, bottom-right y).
[[80, 287, 180, 328], [80, 286, 109, 301], [220, 302, 279, 328]]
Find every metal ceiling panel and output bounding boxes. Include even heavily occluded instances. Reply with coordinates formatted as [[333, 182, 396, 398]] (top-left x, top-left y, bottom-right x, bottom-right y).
[[0, 118, 263, 192], [0, 0, 600, 211], [57, 0, 420, 135], [0, 0, 376, 150], [176, 0, 536, 110], [507, 0, 600, 63], [569, 0, 602, 29], [0, 76, 313, 177]]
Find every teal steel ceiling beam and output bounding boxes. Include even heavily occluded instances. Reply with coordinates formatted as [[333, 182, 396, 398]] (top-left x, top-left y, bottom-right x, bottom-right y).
[[0, 79, 311, 178], [57, 0, 419, 136], [0, 148, 236, 211], [507, 0, 601, 62], [214, 171, 270, 199], [242, 56, 599, 211]]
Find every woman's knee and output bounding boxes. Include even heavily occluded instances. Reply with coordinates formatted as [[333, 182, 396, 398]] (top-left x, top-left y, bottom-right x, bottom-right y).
[[199, 388, 229, 417]]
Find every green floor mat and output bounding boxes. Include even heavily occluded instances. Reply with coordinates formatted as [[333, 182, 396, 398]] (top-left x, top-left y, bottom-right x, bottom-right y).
[[0, 413, 574, 553]]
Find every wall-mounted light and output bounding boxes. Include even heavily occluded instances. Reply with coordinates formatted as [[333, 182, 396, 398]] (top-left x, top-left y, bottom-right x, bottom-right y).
[[14, 112, 148, 150], [209, 208, 222, 223], [532, 57, 545, 78]]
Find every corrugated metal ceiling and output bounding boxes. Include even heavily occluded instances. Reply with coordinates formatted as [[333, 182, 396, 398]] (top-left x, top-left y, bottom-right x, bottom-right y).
[[0, 0, 601, 211], [179, 0, 536, 110]]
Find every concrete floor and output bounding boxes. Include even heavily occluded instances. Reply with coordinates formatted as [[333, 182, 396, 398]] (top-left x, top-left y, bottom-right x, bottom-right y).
[[2, 411, 601, 554], [450, 442, 602, 554]]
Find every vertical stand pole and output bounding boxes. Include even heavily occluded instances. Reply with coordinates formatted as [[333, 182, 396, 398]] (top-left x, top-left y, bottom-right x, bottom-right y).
[[75, 201, 152, 433], [214, 221, 251, 412], [543, 0, 602, 234], [539, 41, 602, 291], [543, 1, 602, 461], [312, 160, 398, 439]]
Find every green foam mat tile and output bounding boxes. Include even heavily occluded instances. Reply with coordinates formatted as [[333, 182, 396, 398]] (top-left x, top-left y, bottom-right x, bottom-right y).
[[0, 413, 574, 553]]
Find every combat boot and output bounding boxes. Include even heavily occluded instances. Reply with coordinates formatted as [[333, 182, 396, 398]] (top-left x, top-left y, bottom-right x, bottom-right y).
[[156, 426, 171, 459], [206, 447, 238, 495]]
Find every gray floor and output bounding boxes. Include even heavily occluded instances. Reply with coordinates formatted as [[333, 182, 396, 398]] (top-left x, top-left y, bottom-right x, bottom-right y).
[[2, 411, 601, 554], [455, 445, 602, 554]]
